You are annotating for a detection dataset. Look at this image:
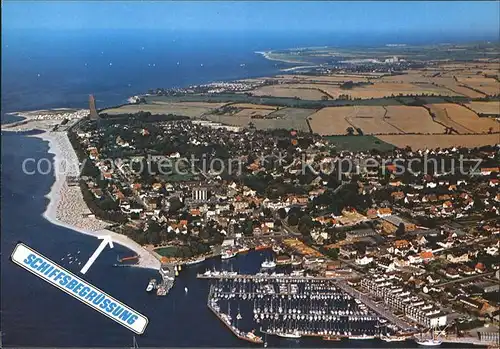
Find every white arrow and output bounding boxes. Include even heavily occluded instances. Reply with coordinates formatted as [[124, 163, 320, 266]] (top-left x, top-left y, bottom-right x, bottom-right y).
[[80, 235, 114, 274]]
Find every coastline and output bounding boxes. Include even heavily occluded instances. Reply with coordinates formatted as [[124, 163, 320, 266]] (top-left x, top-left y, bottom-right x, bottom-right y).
[[27, 128, 161, 270], [255, 50, 312, 65]]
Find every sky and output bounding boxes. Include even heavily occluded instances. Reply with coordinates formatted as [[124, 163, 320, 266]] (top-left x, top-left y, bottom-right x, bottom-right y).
[[2, 1, 500, 36]]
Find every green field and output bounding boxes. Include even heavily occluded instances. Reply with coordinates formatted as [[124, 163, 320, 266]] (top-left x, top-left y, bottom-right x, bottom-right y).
[[155, 246, 192, 257], [324, 135, 396, 152]]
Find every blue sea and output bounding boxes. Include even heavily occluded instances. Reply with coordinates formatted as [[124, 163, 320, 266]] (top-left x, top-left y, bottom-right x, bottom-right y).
[[1, 29, 486, 347]]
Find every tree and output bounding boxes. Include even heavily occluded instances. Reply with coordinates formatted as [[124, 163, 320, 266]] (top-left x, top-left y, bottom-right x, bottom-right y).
[[346, 127, 355, 136], [199, 229, 210, 240], [168, 197, 183, 212], [396, 223, 405, 237], [288, 213, 299, 226]]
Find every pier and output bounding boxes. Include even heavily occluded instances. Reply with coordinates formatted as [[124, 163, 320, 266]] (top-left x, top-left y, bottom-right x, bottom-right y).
[[207, 285, 264, 344], [156, 264, 175, 296]]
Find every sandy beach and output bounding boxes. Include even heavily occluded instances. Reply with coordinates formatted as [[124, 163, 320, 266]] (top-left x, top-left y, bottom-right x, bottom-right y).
[[33, 130, 161, 270], [4, 109, 161, 270]]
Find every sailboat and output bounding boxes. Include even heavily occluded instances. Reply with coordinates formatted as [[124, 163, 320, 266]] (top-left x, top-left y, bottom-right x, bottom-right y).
[[131, 336, 139, 348], [236, 304, 242, 320], [415, 328, 442, 346]]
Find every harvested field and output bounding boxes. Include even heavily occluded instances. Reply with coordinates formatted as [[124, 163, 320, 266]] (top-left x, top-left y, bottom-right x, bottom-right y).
[[465, 101, 500, 116], [309, 106, 401, 135], [378, 134, 500, 150], [102, 102, 225, 118], [443, 84, 486, 98], [276, 74, 371, 83], [316, 82, 458, 100], [384, 106, 445, 134], [251, 85, 329, 100], [345, 106, 401, 134], [426, 103, 499, 134], [381, 73, 433, 84], [457, 77, 499, 96], [309, 107, 359, 135]]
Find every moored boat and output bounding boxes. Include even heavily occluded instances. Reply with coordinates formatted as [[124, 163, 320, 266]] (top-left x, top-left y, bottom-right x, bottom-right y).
[[237, 246, 250, 254], [146, 279, 156, 292], [415, 339, 442, 346], [349, 334, 375, 340], [245, 331, 263, 344], [261, 259, 276, 268], [322, 335, 341, 341], [185, 256, 206, 265], [277, 330, 301, 339], [221, 250, 237, 260], [381, 335, 407, 342]]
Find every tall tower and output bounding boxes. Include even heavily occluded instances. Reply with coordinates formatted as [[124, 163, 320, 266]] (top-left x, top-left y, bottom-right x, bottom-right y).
[[89, 94, 99, 120]]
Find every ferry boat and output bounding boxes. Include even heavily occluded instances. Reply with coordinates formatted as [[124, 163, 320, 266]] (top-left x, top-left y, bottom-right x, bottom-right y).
[[185, 256, 206, 265], [415, 339, 442, 346], [349, 334, 375, 340], [261, 259, 276, 268], [146, 279, 156, 292], [221, 250, 237, 260]]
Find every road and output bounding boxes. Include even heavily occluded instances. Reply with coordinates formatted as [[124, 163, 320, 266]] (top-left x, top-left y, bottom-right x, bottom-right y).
[[334, 280, 416, 332], [435, 271, 496, 287]]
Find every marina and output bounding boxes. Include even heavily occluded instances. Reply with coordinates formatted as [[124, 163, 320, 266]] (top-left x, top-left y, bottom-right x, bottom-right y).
[[204, 272, 413, 344]]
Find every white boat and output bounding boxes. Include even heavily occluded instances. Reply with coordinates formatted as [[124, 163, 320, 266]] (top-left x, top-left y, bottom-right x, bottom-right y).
[[277, 330, 301, 339], [381, 335, 407, 342], [184, 287, 188, 293], [261, 259, 276, 268], [146, 279, 156, 293], [416, 339, 442, 346], [185, 256, 206, 265], [221, 250, 237, 260], [349, 334, 375, 340]]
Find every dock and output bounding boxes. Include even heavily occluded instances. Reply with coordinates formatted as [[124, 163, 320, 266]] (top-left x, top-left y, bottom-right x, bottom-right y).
[[207, 286, 263, 344], [156, 264, 175, 296], [206, 274, 407, 341]]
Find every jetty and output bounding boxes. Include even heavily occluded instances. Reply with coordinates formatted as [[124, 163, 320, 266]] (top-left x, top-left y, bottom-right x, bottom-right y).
[[207, 285, 263, 344], [156, 264, 175, 296]]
